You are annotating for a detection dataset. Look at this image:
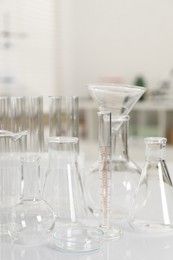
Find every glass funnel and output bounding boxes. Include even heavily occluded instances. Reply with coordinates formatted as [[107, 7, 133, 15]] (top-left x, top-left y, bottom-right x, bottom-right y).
[[88, 83, 146, 116], [128, 137, 173, 234]]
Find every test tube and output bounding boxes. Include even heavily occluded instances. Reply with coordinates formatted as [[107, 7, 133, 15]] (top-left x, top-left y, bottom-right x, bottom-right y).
[[10, 96, 27, 152], [0, 96, 10, 152], [98, 111, 122, 240], [49, 96, 79, 138], [49, 96, 62, 137], [62, 96, 79, 138], [28, 96, 44, 153]]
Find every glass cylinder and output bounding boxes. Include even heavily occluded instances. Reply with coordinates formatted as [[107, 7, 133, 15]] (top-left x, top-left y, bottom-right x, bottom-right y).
[[0, 96, 10, 152], [85, 115, 141, 221], [10, 96, 27, 152], [49, 96, 79, 138], [27, 96, 44, 153], [97, 112, 122, 239], [49, 96, 61, 137], [42, 136, 86, 226], [128, 137, 173, 234]]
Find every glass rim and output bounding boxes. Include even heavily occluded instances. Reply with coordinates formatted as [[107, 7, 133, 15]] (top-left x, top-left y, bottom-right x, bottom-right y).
[[87, 83, 146, 92], [144, 137, 167, 144], [48, 136, 79, 144]]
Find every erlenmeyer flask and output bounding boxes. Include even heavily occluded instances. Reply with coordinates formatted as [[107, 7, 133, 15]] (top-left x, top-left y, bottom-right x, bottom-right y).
[[85, 115, 141, 220], [42, 137, 103, 253], [9, 154, 55, 245], [42, 136, 86, 226], [129, 137, 173, 233]]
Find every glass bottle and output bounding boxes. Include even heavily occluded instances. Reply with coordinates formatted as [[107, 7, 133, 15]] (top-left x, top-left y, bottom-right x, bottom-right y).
[[85, 115, 141, 221], [129, 137, 173, 234]]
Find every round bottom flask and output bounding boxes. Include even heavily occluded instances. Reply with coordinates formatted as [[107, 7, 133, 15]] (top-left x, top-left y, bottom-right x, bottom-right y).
[[129, 137, 173, 234], [10, 198, 55, 245], [9, 155, 55, 246]]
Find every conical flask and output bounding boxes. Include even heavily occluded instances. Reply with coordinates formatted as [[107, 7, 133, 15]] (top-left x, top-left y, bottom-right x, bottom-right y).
[[129, 137, 173, 233], [42, 136, 87, 226], [42, 137, 103, 253], [85, 115, 141, 220]]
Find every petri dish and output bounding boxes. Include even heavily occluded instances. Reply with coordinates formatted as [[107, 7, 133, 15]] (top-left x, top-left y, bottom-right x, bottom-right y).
[[53, 226, 103, 253]]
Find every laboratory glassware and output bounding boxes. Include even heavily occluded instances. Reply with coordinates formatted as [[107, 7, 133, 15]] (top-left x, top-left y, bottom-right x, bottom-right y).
[[27, 96, 45, 153], [42, 136, 86, 224], [86, 84, 146, 222], [129, 137, 173, 234], [0, 96, 10, 152], [43, 136, 103, 252], [85, 115, 141, 220], [0, 130, 27, 236], [49, 96, 79, 138], [10, 96, 27, 152], [27, 95, 46, 192], [9, 154, 55, 245], [87, 84, 146, 116], [97, 111, 123, 239], [48, 95, 79, 157], [49, 96, 61, 137]]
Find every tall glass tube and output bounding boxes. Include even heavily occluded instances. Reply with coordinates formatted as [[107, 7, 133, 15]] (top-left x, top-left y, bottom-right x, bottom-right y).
[[62, 96, 79, 138], [0, 96, 10, 152], [28, 96, 44, 153], [49, 96, 79, 153], [10, 96, 26, 152], [98, 111, 122, 240], [49, 96, 61, 137]]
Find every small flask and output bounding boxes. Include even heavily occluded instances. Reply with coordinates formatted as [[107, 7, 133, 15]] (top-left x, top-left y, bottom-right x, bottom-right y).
[[9, 155, 55, 245], [129, 137, 173, 233], [42, 136, 87, 226]]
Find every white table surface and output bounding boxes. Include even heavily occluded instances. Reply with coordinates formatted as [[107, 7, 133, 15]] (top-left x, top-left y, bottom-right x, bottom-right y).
[[1, 151, 173, 260], [1, 222, 173, 260]]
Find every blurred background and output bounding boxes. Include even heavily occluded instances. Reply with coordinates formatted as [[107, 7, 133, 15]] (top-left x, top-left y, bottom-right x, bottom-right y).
[[0, 0, 173, 161]]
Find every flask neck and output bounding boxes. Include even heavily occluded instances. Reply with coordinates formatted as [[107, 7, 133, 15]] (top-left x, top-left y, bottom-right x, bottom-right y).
[[21, 155, 41, 199], [112, 116, 129, 160], [48, 137, 78, 165], [144, 137, 166, 162]]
